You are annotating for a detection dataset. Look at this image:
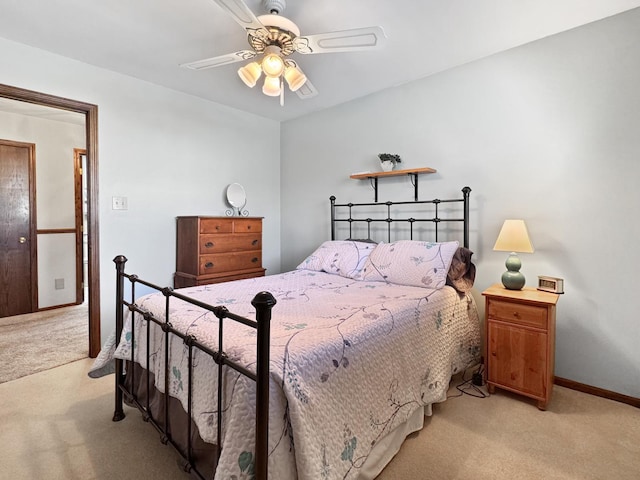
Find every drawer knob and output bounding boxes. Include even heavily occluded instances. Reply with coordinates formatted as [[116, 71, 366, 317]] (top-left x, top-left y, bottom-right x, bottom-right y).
[[252, 239, 258, 246], [215, 226, 220, 230], [513, 312, 520, 318], [247, 225, 251, 230], [252, 257, 258, 263], [205, 241, 214, 248], [205, 262, 214, 268]]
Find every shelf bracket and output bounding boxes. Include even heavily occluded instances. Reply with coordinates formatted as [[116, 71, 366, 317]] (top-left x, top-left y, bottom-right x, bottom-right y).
[[409, 173, 418, 201], [369, 177, 379, 202]]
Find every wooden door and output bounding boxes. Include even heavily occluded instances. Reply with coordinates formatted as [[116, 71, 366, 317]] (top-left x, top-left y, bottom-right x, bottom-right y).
[[0, 140, 37, 317]]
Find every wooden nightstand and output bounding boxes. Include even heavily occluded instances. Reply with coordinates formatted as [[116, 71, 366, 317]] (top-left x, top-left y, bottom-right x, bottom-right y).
[[482, 284, 560, 410]]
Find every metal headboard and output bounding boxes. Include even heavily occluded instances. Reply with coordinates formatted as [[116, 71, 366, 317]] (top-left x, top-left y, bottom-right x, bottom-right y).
[[330, 186, 471, 248]]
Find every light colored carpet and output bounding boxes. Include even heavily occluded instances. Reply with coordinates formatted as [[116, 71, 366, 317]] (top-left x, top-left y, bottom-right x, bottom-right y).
[[0, 304, 88, 383], [1, 359, 638, 480]]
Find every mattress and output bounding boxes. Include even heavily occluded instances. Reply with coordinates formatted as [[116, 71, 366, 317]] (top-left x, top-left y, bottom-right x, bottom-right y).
[[100, 269, 481, 480]]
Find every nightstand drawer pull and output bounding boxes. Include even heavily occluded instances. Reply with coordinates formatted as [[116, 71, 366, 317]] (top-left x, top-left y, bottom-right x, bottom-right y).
[[205, 262, 214, 268], [252, 257, 258, 263], [252, 239, 258, 246], [205, 241, 214, 248]]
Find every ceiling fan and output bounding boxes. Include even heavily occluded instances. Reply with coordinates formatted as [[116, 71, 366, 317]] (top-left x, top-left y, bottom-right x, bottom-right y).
[[180, 0, 386, 105]]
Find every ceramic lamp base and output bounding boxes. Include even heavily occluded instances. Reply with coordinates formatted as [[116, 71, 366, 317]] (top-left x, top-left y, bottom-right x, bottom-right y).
[[501, 252, 526, 290]]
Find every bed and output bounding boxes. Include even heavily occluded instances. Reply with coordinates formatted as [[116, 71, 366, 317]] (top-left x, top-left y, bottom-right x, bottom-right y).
[[93, 186, 480, 480]]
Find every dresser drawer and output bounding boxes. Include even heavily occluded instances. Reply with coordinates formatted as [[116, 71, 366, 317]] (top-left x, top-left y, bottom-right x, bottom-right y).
[[200, 218, 233, 234], [233, 219, 262, 233], [199, 234, 261, 253], [199, 252, 262, 275], [488, 300, 548, 329]]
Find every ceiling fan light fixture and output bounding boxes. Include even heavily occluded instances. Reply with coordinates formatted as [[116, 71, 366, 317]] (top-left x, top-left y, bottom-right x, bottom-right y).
[[284, 64, 306, 92], [182, 0, 388, 105], [262, 75, 282, 96], [237, 61, 262, 87], [261, 52, 285, 77]]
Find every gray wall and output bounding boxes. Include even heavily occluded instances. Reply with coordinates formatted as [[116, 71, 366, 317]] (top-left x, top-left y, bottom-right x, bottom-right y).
[[281, 9, 640, 397], [0, 37, 282, 343]]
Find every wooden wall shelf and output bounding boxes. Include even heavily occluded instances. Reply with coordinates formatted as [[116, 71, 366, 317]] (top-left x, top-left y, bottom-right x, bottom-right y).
[[350, 167, 437, 202]]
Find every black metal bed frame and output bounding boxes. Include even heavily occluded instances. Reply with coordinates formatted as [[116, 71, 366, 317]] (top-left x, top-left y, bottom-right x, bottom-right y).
[[330, 186, 472, 249], [111, 186, 471, 480], [112, 255, 275, 480]]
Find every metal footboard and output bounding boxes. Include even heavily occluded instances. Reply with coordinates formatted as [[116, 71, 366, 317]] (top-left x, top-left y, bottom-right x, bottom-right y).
[[112, 255, 275, 480]]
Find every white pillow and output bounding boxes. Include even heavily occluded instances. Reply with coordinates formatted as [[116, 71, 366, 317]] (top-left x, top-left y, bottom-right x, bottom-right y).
[[359, 240, 459, 289], [296, 240, 376, 279]]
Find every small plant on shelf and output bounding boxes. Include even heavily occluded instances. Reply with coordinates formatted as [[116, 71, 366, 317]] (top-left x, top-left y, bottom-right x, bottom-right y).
[[378, 153, 402, 171]]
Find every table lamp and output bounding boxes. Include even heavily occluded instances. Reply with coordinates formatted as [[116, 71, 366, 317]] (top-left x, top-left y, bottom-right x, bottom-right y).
[[493, 219, 534, 290]]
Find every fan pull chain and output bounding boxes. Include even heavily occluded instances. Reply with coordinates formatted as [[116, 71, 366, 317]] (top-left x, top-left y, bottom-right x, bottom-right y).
[[280, 77, 285, 106]]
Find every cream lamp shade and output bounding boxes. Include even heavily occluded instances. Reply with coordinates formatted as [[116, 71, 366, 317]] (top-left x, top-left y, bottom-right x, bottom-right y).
[[493, 220, 534, 253], [493, 219, 534, 290]]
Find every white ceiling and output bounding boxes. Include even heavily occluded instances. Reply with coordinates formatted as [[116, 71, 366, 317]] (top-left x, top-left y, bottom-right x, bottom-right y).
[[1, 0, 639, 122]]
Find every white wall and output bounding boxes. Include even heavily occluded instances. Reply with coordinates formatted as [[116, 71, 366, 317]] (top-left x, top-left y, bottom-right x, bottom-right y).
[[281, 9, 640, 397], [0, 37, 282, 343], [0, 109, 85, 308]]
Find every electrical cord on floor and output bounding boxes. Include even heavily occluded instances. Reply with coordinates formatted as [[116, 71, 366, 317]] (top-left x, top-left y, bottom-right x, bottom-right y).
[[448, 364, 489, 399]]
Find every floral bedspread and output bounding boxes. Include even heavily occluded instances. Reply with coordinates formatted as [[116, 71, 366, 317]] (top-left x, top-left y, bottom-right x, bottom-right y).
[[100, 270, 480, 480]]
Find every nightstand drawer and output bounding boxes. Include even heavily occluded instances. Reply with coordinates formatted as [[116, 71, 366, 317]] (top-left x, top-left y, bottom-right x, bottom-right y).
[[488, 300, 547, 329]]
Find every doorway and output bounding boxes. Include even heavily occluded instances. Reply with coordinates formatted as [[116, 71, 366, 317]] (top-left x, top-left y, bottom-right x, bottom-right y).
[[0, 83, 101, 358]]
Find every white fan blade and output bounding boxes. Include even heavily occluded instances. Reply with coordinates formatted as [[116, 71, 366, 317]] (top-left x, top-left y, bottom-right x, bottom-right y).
[[294, 26, 386, 54], [212, 0, 270, 40], [180, 50, 257, 70], [295, 77, 318, 100]]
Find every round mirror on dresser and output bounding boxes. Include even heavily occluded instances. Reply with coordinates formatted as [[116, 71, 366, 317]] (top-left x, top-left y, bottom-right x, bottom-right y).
[[225, 183, 248, 216]]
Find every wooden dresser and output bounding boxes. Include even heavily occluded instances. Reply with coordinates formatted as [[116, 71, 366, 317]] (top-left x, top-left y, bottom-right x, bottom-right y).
[[482, 284, 560, 410], [174, 216, 265, 288]]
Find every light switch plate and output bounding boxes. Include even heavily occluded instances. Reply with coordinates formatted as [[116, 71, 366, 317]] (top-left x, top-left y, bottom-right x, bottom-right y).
[[112, 196, 128, 210]]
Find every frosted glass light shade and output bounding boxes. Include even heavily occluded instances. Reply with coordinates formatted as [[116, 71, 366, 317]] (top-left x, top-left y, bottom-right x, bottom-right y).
[[493, 220, 534, 253], [261, 54, 285, 77], [284, 65, 307, 92], [262, 76, 281, 96], [237, 62, 262, 88]]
